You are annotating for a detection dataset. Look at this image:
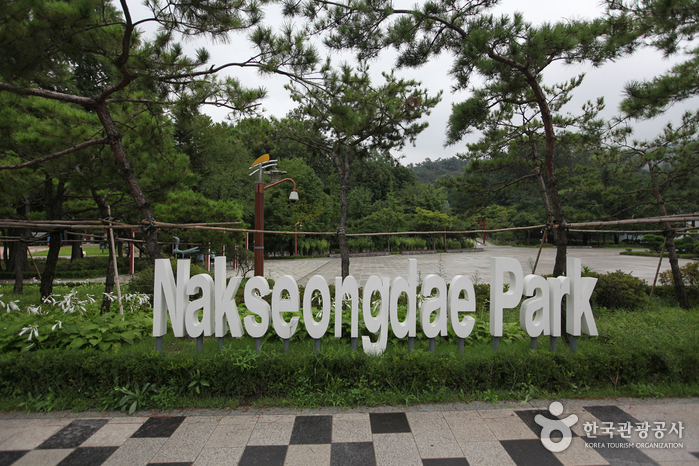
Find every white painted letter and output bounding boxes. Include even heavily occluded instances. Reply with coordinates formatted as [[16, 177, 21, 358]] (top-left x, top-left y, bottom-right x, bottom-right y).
[[153, 259, 190, 337], [390, 259, 417, 339], [362, 275, 389, 356], [520, 274, 549, 337], [547, 276, 570, 338], [334, 276, 359, 338], [303, 275, 331, 339], [566, 258, 598, 336], [185, 273, 215, 337], [271, 275, 300, 339], [448, 275, 476, 339], [420, 274, 448, 338], [490, 257, 524, 337], [243, 276, 270, 338], [214, 257, 243, 338]]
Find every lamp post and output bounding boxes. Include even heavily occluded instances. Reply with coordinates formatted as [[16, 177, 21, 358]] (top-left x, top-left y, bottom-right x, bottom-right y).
[[250, 154, 299, 277]]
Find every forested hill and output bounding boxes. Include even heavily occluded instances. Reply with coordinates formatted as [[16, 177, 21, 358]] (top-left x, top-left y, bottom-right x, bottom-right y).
[[407, 157, 468, 185]]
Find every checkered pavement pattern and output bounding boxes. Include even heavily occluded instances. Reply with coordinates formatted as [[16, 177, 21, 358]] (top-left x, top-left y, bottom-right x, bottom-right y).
[[1, 402, 698, 465]]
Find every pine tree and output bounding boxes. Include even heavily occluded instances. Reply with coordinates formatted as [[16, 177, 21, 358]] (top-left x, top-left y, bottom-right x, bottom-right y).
[[0, 0, 320, 262], [277, 63, 440, 277]]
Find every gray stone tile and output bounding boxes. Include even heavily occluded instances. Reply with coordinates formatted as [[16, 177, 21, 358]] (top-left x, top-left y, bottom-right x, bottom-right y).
[[219, 415, 259, 425], [149, 418, 218, 463], [551, 436, 609, 466], [443, 411, 498, 443], [373, 433, 422, 466], [0, 425, 64, 451], [10, 448, 72, 466], [284, 444, 331, 466], [81, 423, 142, 447], [205, 423, 256, 448], [407, 413, 463, 459], [459, 441, 517, 466], [483, 416, 539, 441], [332, 417, 373, 443], [101, 437, 167, 466], [104, 417, 148, 425], [194, 447, 245, 465], [247, 419, 294, 446]]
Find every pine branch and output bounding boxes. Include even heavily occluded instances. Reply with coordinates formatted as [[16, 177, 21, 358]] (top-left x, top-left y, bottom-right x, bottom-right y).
[[0, 138, 109, 170]]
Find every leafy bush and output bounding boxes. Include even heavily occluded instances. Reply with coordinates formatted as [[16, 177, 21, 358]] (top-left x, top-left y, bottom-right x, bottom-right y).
[[462, 239, 475, 249], [2, 339, 697, 411], [0, 256, 149, 280], [642, 234, 664, 252], [584, 270, 648, 310], [659, 261, 699, 288], [127, 258, 211, 296], [446, 239, 461, 249], [0, 290, 152, 353], [675, 236, 697, 254]]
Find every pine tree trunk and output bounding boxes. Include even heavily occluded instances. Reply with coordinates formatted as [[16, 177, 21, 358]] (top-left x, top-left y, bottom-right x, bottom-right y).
[[95, 103, 161, 263], [102, 245, 116, 314], [40, 177, 66, 299], [70, 232, 83, 261], [40, 231, 62, 299], [333, 149, 351, 279], [91, 188, 115, 313], [12, 230, 28, 295], [648, 163, 689, 309]]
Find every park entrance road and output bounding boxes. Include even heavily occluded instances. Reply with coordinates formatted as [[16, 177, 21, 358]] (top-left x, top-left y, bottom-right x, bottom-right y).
[[258, 246, 693, 288]]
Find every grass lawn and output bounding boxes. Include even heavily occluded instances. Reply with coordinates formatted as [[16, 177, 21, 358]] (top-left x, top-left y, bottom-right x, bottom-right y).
[[31, 246, 110, 257]]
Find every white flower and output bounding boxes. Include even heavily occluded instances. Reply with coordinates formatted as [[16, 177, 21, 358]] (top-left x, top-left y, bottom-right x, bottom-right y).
[[19, 325, 39, 341], [103, 292, 116, 302], [51, 320, 63, 331], [27, 305, 41, 315], [42, 294, 58, 305], [0, 295, 20, 312]]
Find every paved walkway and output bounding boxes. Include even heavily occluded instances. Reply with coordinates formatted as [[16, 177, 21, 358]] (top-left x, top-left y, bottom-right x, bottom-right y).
[[248, 246, 693, 287], [1, 398, 697, 465]]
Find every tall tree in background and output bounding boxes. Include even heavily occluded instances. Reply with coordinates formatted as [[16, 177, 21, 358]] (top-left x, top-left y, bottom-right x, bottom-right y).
[[604, 0, 699, 308], [598, 112, 699, 309], [279, 64, 440, 277], [294, 0, 620, 276], [606, 0, 699, 118], [448, 77, 605, 239], [0, 0, 319, 262]]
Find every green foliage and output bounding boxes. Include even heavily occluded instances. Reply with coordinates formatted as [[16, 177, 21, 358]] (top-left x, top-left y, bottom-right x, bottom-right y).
[[642, 234, 665, 252], [675, 236, 697, 254], [584, 270, 649, 310], [0, 286, 152, 353], [127, 258, 211, 296], [659, 261, 699, 288]]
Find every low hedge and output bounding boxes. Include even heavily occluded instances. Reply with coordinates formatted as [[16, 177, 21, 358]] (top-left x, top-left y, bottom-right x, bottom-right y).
[[0, 256, 149, 280], [1, 343, 697, 403]]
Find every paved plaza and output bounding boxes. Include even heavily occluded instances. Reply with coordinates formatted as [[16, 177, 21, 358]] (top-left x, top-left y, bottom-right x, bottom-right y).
[[1, 398, 698, 465], [246, 245, 694, 287]]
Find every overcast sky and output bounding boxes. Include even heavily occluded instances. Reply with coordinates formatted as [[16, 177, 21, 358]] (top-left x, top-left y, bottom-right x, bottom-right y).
[[166, 0, 698, 165]]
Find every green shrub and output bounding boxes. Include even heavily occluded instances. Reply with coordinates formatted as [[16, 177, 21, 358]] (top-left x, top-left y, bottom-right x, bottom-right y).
[[446, 239, 461, 249], [584, 270, 648, 310], [127, 258, 211, 296], [642, 234, 664, 252], [675, 236, 697, 254], [659, 261, 699, 288]]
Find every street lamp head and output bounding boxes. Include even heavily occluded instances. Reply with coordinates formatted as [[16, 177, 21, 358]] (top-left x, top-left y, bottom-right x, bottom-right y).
[[267, 168, 287, 183], [289, 190, 299, 203]]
